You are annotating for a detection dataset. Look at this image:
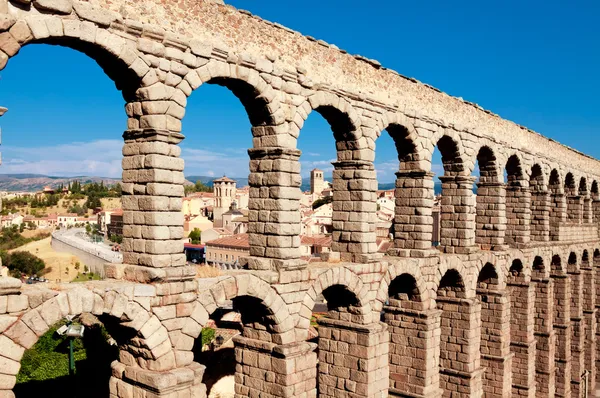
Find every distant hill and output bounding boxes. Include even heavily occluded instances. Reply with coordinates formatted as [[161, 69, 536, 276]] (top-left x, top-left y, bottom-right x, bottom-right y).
[[0, 174, 122, 192]]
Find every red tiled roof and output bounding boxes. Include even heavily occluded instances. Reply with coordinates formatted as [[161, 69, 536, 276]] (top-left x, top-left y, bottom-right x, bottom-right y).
[[213, 176, 236, 183], [184, 243, 205, 249], [206, 234, 249, 249]]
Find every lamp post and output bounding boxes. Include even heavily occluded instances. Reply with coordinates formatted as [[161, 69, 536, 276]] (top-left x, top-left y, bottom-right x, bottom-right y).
[[56, 316, 85, 379]]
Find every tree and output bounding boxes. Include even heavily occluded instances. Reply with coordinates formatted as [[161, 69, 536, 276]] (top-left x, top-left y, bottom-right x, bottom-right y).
[[5, 251, 45, 276], [312, 196, 333, 210], [189, 228, 202, 244], [85, 224, 92, 235], [75, 262, 80, 271]]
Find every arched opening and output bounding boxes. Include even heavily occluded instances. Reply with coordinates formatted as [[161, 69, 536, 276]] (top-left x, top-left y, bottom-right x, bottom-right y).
[[384, 273, 433, 395], [301, 101, 370, 263], [476, 263, 512, 396], [592, 181, 600, 224], [376, 124, 428, 257], [504, 155, 530, 247], [434, 136, 474, 254], [436, 269, 482, 395], [549, 169, 566, 241], [13, 314, 121, 397], [529, 164, 550, 242], [531, 256, 555, 394], [1, 43, 127, 253], [183, 72, 280, 268], [565, 172, 580, 224], [310, 280, 387, 397], [579, 177, 592, 223], [190, 286, 311, 398], [550, 254, 572, 396], [474, 147, 504, 250]]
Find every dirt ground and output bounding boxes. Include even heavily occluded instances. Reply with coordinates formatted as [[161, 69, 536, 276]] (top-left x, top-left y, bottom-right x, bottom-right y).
[[197, 265, 221, 278], [10, 237, 83, 283]]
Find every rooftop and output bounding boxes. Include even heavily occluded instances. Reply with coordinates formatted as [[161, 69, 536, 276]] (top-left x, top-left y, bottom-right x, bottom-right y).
[[205, 234, 249, 249]]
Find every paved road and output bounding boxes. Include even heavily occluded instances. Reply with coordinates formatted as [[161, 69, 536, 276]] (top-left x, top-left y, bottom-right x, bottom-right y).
[[53, 228, 123, 263]]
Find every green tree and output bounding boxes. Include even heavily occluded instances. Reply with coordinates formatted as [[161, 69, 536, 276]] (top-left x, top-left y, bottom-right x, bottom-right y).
[[189, 228, 202, 244], [312, 196, 333, 210], [5, 251, 45, 276]]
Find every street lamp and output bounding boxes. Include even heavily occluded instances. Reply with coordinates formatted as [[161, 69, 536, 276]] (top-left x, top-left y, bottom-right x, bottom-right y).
[[56, 315, 85, 377]]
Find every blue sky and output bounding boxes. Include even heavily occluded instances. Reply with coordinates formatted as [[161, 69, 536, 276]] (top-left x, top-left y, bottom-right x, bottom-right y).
[[0, 0, 598, 182]]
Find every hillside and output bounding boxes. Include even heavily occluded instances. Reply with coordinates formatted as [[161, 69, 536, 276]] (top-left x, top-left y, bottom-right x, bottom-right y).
[[0, 174, 121, 192]]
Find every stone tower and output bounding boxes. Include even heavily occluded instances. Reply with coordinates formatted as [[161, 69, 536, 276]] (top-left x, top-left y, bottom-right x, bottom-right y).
[[213, 176, 236, 227], [310, 168, 325, 195]]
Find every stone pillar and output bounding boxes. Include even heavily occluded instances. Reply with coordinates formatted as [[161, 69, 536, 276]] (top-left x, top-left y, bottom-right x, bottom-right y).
[[583, 196, 593, 224], [331, 160, 379, 263], [111, 128, 194, 283], [551, 273, 571, 397], [566, 193, 582, 224], [476, 287, 512, 397], [317, 317, 389, 398], [592, 196, 600, 226], [532, 275, 556, 397], [110, 361, 206, 397], [581, 263, 596, 392], [530, 190, 551, 243], [504, 184, 531, 247], [437, 297, 484, 397], [247, 146, 303, 271], [475, 181, 508, 251], [383, 303, 442, 397], [568, 270, 585, 396], [438, 175, 477, 254], [389, 170, 437, 258], [508, 281, 537, 397], [549, 193, 566, 241], [232, 336, 316, 397]]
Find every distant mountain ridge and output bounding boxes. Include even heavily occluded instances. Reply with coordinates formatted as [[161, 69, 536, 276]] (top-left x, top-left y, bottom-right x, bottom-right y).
[[0, 174, 122, 192], [0, 174, 445, 195]]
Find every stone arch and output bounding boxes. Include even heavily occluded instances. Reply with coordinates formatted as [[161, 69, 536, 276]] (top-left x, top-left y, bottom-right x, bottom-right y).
[[436, 268, 467, 298], [579, 176, 588, 195], [376, 120, 420, 172], [476, 145, 501, 183], [477, 262, 500, 288], [508, 258, 527, 282], [565, 172, 576, 194], [187, 59, 284, 127], [530, 164, 545, 190], [0, 13, 149, 102], [3, 287, 168, 393], [435, 258, 474, 298], [551, 253, 565, 274], [429, 133, 467, 176], [505, 154, 525, 184], [375, 261, 429, 311], [182, 274, 294, 345], [532, 255, 547, 278], [594, 248, 600, 265], [298, 91, 362, 147], [592, 180, 599, 198], [567, 251, 578, 273], [299, 267, 373, 328]]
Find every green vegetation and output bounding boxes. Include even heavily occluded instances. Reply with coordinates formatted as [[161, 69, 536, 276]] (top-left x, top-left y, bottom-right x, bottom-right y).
[[0, 226, 50, 251], [201, 327, 216, 347], [312, 196, 333, 210], [184, 180, 213, 196], [15, 318, 118, 397], [71, 272, 102, 282], [109, 234, 123, 244], [189, 228, 202, 244], [2, 251, 46, 277]]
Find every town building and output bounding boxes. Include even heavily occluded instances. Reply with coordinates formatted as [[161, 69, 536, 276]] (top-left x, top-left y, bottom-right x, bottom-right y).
[[205, 233, 249, 268], [107, 209, 123, 238], [213, 176, 236, 227], [0, 213, 23, 228], [182, 192, 214, 217], [184, 214, 213, 238], [57, 213, 79, 228]]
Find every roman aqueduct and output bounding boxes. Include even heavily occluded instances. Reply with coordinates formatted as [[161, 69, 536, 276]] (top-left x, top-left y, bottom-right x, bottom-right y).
[[1, 0, 600, 396]]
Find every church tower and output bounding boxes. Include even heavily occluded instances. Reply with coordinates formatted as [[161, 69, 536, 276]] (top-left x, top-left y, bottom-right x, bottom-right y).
[[213, 176, 236, 227], [310, 168, 325, 195]]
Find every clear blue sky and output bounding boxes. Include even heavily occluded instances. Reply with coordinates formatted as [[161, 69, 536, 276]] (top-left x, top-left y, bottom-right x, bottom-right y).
[[0, 0, 598, 182]]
